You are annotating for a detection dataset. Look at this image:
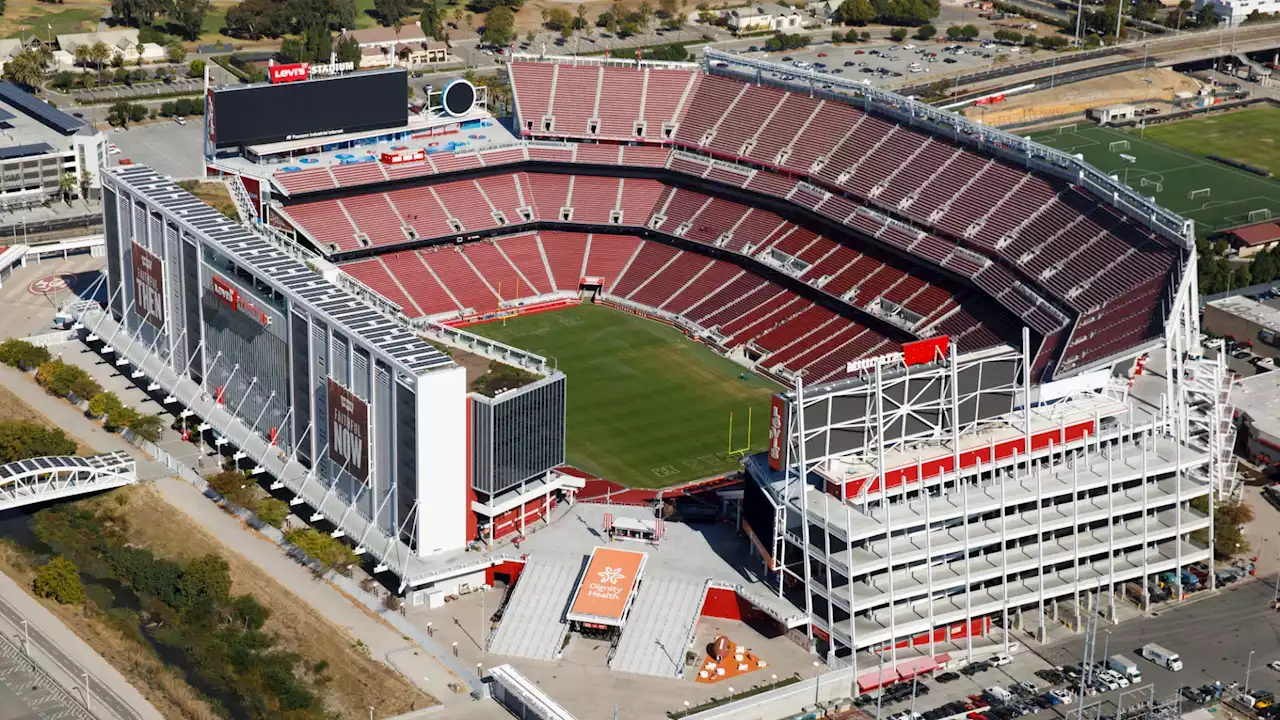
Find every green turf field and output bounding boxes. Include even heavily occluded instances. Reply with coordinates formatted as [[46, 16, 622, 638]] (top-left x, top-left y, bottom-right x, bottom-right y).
[[469, 304, 779, 488], [1030, 112, 1280, 237]]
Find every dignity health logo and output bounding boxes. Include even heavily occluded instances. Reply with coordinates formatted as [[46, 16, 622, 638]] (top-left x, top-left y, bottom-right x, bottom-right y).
[[598, 566, 626, 585]]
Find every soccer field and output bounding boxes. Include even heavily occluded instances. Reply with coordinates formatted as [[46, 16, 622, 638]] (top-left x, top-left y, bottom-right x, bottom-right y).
[[1030, 114, 1280, 236], [469, 304, 779, 488]]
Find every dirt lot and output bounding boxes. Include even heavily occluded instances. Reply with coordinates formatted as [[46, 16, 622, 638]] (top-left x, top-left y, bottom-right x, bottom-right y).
[[964, 67, 1204, 126]]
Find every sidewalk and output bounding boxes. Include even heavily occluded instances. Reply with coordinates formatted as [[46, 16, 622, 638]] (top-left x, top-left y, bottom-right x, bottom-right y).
[[0, 569, 162, 720]]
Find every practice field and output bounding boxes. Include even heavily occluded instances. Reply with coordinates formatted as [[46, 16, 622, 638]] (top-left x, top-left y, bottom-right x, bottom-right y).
[[469, 304, 778, 488], [1031, 116, 1280, 237]]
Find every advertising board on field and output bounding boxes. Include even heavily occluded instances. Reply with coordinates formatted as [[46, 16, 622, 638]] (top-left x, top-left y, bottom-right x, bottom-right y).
[[130, 241, 164, 330], [327, 378, 370, 483]]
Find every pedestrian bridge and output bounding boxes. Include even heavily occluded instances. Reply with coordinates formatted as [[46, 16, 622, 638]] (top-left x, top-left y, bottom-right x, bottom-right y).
[[0, 451, 138, 510]]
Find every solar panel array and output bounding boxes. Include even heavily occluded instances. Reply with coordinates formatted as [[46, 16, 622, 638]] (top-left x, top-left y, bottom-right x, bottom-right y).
[[0, 142, 55, 160], [0, 82, 86, 135], [110, 165, 454, 377]]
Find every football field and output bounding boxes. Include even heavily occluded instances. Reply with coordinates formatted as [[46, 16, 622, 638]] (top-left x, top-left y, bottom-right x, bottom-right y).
[[469, 304, 779, 488], [1030, 111, 1280, 237]]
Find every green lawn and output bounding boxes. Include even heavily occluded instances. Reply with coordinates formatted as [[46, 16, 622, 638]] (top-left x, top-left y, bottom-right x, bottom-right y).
[[1141, 107, 1280, 178], [1030, 114, 1280, 237], [4, 7, 101, 39], [469, 304, 779, 488]]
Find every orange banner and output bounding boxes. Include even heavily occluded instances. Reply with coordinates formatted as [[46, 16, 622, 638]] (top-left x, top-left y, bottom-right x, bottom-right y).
[[569, 547, 646, 622]]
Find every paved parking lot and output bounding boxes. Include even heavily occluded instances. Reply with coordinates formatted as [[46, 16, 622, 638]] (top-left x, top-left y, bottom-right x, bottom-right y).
[[107, 120, 205, 180], [867, 579, 1280, 720], [738, 40, 1013, 93]]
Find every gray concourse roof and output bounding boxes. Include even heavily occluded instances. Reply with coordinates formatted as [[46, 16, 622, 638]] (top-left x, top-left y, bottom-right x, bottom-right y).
[[108, 165, 454, 377]]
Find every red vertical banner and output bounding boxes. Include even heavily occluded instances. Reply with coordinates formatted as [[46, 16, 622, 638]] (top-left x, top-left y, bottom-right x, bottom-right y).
[[767, 395, 788, 471]]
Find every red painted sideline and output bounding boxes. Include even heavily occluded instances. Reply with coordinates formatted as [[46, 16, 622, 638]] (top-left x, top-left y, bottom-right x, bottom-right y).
[[444, 298, 580, 328]]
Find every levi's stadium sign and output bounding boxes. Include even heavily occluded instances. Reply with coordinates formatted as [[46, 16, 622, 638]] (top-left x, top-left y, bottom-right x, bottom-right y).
[[269, 63, 309, 84]]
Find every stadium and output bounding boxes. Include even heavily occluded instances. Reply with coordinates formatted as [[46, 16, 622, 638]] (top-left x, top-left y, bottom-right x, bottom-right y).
[[87, 51, 1235, 693]]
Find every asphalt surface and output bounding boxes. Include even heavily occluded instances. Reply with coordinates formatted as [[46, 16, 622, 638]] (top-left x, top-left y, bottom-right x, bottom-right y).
[[1037, 577, 1280, 707], [105, 120, 205, 179], [0, 595, 130, 720]]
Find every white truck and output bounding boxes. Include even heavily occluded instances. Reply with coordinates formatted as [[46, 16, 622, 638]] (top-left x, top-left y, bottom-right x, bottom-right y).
[[1141, 643, 1183, 671], [1109, 655, 1143, 684]]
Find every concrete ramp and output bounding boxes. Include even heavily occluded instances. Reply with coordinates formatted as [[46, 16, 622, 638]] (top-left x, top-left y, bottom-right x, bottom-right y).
[[489, 555, 580, 661], [610, 572, 709, 678]]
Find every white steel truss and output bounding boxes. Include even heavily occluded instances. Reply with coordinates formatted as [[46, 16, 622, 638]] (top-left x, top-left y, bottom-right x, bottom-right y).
[[0, 451, 137, 510], [771, 288, 1217, 679]]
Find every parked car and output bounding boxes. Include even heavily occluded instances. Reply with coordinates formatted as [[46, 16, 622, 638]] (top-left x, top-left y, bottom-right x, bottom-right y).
[[991, 653, 1013, 667], [1049, 690, 1074, 706]]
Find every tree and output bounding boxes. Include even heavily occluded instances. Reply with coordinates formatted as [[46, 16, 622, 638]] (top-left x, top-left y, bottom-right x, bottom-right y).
[[0, 339, 51, 370], [34, 557, 84, 605], [170, 0, 210, 37], [1192, 495, 1254, 559], [176, 554, 232, 615], [3, 48, 50, 90], [256, 498, 289, 528], [421, 0, 443, 37], [188, 58, 205, 77], [223, 0, 291, 39], [889, 26, 908, 40], [165, 40, 186, 63], [374, 0, 411, 26], [126, 413, 164, 442], [915, 23, 935, 39], [960, 23, 979, 39], [482, 4, 516, 45], [837, 0, 874, 24], [545, 6, 573, 29], [336, 35, 361, 66]]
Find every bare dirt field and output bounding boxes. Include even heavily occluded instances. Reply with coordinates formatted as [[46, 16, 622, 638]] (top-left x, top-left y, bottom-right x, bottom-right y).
[[965, 67, 1203, 126]]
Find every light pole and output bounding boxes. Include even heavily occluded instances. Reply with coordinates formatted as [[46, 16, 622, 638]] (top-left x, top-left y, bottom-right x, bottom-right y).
[[1246, 650, 1256, 695], [1102, 629, 1111, 663], [369, 706, 374, 720], [814, 660, 822, 705], [82, 672, 90, 710], [20, 619, 28, 656]]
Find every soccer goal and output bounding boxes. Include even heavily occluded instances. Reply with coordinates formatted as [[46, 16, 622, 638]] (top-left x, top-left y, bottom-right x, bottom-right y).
[[1058, 124, 1078, 134], [1140, 177, 1163, 192], [1250, 209, 1274, 223], [1109, 140, 1130, 152], [1187, 188, 1211, 200]]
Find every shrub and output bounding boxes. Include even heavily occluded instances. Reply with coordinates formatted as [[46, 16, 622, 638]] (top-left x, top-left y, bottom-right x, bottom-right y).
[[0, 422, 76, 462], [126, 413, 164, 442], [0, 338, 51, 370], [256, 498, 289, 528], [35, 359, 101, 401], [284, 528, 357, 570], [206, 470, 257, 508], [34, 556, 84, 605]]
